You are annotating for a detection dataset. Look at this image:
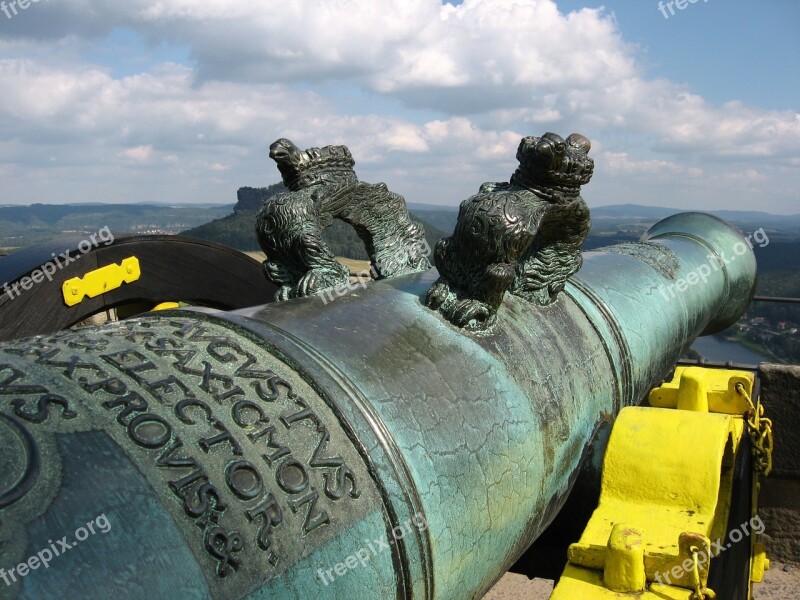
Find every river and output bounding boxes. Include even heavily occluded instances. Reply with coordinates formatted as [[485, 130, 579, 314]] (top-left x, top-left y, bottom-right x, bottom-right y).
[[690, 335, 773, 365]]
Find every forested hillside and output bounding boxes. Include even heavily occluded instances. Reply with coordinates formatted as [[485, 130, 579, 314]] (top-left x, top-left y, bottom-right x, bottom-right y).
[[182, 186, 449, 259]]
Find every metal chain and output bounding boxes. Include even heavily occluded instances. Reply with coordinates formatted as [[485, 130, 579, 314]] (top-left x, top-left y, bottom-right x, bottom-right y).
[[689, 546, 717, 599], [736, 382, 774, 476], [684, 381, 769, 600]]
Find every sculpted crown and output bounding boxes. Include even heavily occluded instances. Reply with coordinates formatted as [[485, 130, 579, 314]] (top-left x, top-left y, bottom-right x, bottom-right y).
[[511, 132, 594, 198], [269, 138, 357, 191]]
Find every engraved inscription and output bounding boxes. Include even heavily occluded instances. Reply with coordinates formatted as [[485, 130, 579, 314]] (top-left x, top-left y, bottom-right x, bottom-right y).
[[0, 316, 373, 590], [12, 394, 77, 423], [0, 414, 39, 508]]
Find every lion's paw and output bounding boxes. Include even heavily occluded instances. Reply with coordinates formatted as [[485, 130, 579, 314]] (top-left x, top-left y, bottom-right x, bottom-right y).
[[424, 279, 451, 310], [295, 267, 349, 297], [451, 299, 494, 331]]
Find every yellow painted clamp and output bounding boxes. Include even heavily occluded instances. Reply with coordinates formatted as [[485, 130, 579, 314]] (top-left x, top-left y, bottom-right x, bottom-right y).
[[61, 257, 141, 307]]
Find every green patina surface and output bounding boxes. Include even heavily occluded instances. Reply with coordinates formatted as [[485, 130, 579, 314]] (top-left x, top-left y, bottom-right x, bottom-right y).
[[0, 213, 756, 599]]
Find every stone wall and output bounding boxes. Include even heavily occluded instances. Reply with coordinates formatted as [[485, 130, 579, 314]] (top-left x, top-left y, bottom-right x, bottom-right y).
[[758, 363, 800, 565]]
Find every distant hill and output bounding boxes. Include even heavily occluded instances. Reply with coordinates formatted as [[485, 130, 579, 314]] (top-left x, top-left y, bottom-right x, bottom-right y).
[[180, 211, 261, 250], [233, 183, 286, 213], [182, 186, 450, 260], [591, 204, 800, 241], [2, 198, 797, 263], [0, 203, 231, 249], [405, 209, 460, 235], [407, 203, 800, 243]]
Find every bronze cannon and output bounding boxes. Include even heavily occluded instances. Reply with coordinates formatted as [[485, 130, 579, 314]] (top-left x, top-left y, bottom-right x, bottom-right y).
[[0, 135, 757, 599]]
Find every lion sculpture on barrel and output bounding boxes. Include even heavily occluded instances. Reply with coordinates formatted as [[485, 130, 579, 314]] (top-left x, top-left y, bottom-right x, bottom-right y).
[[425, 132, 594, 331], [256, 139, 430, 301]]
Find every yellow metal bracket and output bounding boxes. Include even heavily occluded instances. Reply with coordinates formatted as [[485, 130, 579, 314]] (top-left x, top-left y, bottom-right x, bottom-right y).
[[550, 367, 760, 599], [151, 302, 180, 311], [649, 366, 753, 414], [62, 257, 141, 307]]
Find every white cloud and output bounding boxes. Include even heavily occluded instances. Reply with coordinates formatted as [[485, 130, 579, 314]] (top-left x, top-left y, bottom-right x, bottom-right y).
[[119, 144, 155, 163], [602, 151, 682, 175], [0, 0, 797, 212]]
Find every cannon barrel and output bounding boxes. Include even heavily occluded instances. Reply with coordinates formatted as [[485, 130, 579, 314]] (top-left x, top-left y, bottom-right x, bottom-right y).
[[0, 212, 755, 599]]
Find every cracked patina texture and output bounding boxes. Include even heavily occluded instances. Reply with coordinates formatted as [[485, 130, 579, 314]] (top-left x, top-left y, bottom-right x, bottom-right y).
[[256, 139, 430, 301], [425, 132, 593, 331], [0, 212, 757, 600]]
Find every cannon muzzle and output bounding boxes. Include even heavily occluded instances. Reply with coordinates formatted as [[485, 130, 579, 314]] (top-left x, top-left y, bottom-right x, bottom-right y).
[[0, 213, 755, 599]]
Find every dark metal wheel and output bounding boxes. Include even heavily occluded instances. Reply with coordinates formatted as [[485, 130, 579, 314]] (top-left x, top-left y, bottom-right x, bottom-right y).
[[0, 235, 276, 342]]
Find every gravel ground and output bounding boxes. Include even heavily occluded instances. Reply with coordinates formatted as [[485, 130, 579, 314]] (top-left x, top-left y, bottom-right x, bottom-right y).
[[753, 561, 800, 599], [482, 561, 800, 599], [483, 573, 553, 599]]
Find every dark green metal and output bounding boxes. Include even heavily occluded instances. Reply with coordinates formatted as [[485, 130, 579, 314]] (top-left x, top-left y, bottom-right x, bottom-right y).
[[425, 132, 593, 331], [0, 212, 755, 599], [256, 139, 430, 301]]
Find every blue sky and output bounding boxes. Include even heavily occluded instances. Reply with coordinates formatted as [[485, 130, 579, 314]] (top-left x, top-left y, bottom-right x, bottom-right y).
[[562, 0, 799, 111], [0, 0, 798, 213]]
